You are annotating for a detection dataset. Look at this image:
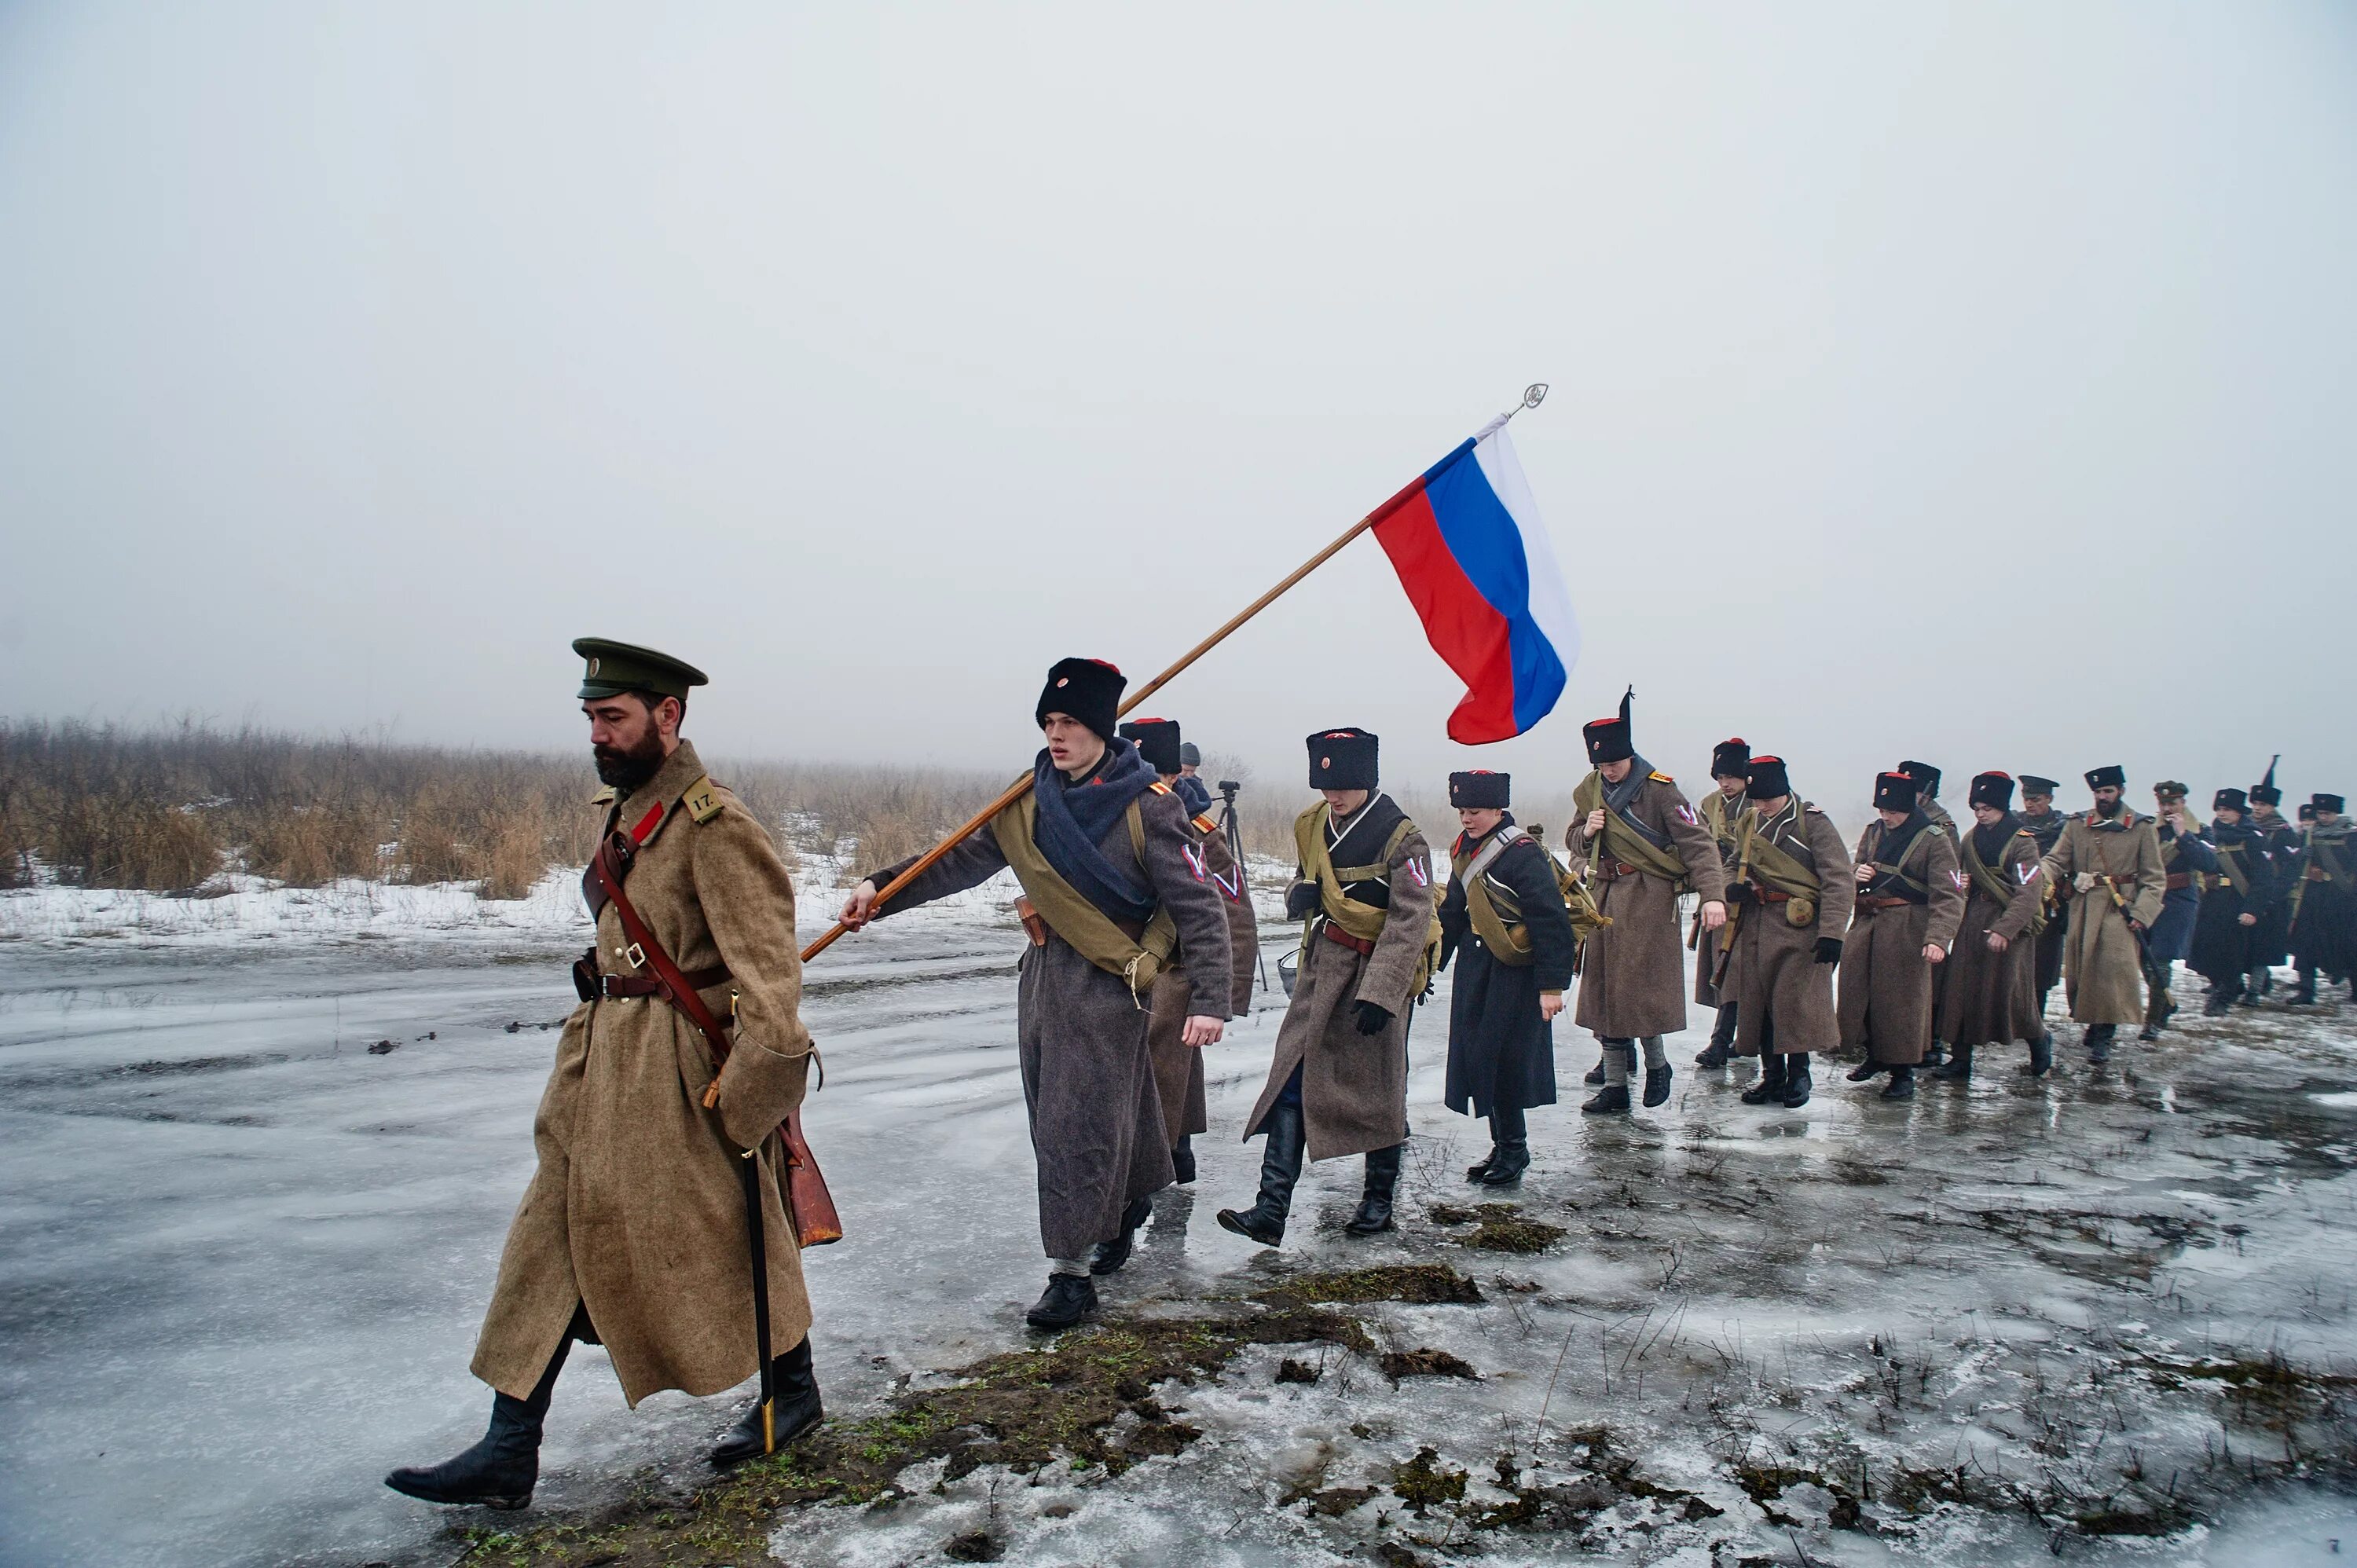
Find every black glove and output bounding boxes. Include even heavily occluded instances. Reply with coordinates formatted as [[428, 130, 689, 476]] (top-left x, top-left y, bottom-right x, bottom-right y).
[[1285, 881, 1321, 921], [1352, 999, 1394, 1035], [1813, 937, 1844, 965], [1725, 882, 1754, 907]]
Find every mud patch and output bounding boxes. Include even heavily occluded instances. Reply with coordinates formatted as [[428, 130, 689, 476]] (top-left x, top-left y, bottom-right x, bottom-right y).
[[1255, 1262, 1483, 1306], [1427, 1201, 1567, 1253]]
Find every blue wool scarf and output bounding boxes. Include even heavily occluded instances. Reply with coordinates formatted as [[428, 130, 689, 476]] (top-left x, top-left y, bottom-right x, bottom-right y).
[[1031, 738, 1160, 925]]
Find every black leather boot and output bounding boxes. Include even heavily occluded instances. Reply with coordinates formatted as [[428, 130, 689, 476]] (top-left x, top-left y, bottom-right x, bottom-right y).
[[1170, 1135, 1196, 1185], [1880, 1063, 1915, 1100], [1695, 1002, 1738, 1067], [1782, 1053, 1813, 1108], [1090, 1194, 1155, 1276], [709, 1336, 826, 1467], [1923, 1040, 1948, 1070], [1739, 1054, 1788, 1105], [2203, 986, 2235, 1017], [1846, 1059, 1884, 1083], [1932, 1044, 1972, 1082], [1643, 1062, 1672, 1108], [1478, 1139, 1530, 1185], [1580, 1084, 1629, 1115], [2293, 971, 2319, 1006], [386, 1335, 569, 1509], [1464, 1145, 1499, 1181], [1216, 1100, 1304, 1247], [1345, 1143, 1403, 1234], [1026, 1273, 1098, 1330], [2025, 1030, 2054, 1077], [2085, 1024, 2114, 1064], [1584, 1053, 1608, 1086]]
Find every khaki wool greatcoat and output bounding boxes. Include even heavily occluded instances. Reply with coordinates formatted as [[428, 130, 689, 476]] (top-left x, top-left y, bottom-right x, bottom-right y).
[[1723, 801, 1855, 1056], [1564, 770, 1728, 1039], [1937, 824, 2050, 1049], [473, 741, 816, 1407], [2038, 810, 2168, 1026], [1146, 820, 1259, 1146], [1244, 800, 1435, 1163], [1837, 816, 1967, 1066], [1694, 787, 1747, 1007]]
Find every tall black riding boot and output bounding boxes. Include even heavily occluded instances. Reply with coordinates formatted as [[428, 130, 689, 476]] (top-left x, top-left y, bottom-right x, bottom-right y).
[[1880, 1062, 1915, 1100], [2085, 1023, 2115, 1064], [1739, 1053, 1789, 1105], [387, 1331, 571, 1509], [2025, 1030, 2054, 1077], [1782, 1052, 1813, 1108], [1217, 1099, 1306, 1247], [1170, 1134, 1196, 1185], [710, 1335, 827, 1466], [1090, 1193, 1156, 1275], [1932, 1043, 1973, 1082], [1697, 1003, 1737, 1068], [1469, 1106, 1525, 1179], [1346, 1143, 1405, 1234], [2202, 984, 2235, 1017], [2293, 969, 2319, 1006]]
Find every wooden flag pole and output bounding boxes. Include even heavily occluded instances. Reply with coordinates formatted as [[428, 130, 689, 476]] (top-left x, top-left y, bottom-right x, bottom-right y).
[[797, 384, 1549, 965]]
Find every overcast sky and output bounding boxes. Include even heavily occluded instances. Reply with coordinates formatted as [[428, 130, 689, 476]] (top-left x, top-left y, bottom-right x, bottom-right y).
[[3, 2, 2352, 814]]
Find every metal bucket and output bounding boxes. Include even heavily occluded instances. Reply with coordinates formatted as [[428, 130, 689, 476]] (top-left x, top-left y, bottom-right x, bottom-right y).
[[1277, 949, 1299, 998]]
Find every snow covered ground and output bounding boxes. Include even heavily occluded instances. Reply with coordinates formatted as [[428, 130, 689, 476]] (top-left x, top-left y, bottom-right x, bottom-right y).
[[5, 859, 2357, 1567]]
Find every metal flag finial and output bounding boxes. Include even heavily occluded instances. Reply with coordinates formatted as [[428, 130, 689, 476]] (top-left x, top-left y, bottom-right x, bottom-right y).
[[1523, 383, 1548, 408]]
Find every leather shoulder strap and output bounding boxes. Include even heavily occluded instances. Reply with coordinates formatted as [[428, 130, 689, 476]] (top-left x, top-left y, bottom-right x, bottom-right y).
[[591, 833, 732, 1067]]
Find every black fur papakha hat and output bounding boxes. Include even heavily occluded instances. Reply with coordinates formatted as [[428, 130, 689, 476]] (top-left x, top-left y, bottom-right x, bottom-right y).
[[2315, 793, 2347, 815], [2251, 756, 2283, 807], [1582, 687, 1634, 766], [1969, 771, 2014, 811], [1450, 771, 1511, 809], [1038, 658, 1125, 742], [1712, 737, 1750, 779], [1118, 718, 1182, 776], [1873, 771, 1919, 813], [1307, 728, 1379, 790], [2084, 764, 2127, 791], [1746, 756, 1791, 801], [1899, 760, 1942, 797], [2214, 787, 2249, 813]]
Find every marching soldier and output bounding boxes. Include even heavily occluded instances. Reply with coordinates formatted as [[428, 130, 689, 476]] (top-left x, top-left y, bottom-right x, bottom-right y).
[[1564, 691, 1728, 1111], [2018, 775, 2072, 1021], [1897, 761, 1958, 1068], [1718, 756, 1855, 1109], [2035, 766, 2166, 1064], [2143, 781, 2216, 1040], [387, 640, 825, 1510], [1936, 772, 2054, 1079], [1838, 771, 1966, 1100], [1435, 771, 1579, 1181], [2190, 788, 2278, 1013], [2247, 759, 2299, 998], [2290, 793, 2357, 1005], [1693, 738, 1752, 1069], [841, 659, 1234, 1329], [1219, 729, 1436, 1244], [1119, 717, 1259, 1186]]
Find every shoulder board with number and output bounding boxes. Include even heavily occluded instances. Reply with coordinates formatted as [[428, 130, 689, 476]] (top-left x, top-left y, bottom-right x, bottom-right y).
[[683, 775, 724, 824]]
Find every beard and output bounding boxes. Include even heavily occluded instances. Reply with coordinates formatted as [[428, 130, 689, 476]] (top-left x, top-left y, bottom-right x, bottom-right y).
[[2095, 797, 2123, 819], [594, 730, 666, 790]]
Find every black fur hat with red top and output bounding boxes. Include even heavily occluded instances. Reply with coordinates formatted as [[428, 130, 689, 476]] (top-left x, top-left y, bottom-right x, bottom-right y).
[[1449, 770, 1511, 810], [1968, 771, 2015, 811], [1711, 737, 1750, 779], [1037, 657, 1125, 742], [1873, 771, 1919, 813], [1118, 717, 1182, 776], [1745, 756, 1791, 801], [1582, 687, 1635, 766], [1307, 728, 1379, 790]]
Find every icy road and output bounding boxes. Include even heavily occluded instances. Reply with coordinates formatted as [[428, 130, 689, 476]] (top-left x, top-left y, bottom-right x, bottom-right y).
[[5, 894, 2357, 1566]]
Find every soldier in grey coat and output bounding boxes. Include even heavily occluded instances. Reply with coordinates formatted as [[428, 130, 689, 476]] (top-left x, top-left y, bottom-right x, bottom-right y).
[[1719, 757, 1856, 1109], [1838, 771, 1967, 1101], [842, 658, 1233, 1331], [1220, 728, 1435, 1246]]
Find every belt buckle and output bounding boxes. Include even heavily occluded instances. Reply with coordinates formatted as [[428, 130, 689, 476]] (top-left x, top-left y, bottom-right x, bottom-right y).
[[599, 973, 621, 998]]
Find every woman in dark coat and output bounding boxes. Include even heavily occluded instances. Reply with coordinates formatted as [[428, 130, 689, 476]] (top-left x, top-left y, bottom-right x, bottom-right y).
[[1436, 771, 1579, 1185]]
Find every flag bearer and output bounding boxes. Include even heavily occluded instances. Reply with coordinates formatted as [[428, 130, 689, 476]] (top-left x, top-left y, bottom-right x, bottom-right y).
[[1435, 771, 1578, 1182], [841, 659, 1233, 1329], [1693, 738, 1752, 1069], [1934, 772, 2054, 1079], [1719, 756, 1853, 1109], [2034, 766, 2166, 1064], [1837, 770, 1966, 1101], [1219, 729, 1437, 1244]]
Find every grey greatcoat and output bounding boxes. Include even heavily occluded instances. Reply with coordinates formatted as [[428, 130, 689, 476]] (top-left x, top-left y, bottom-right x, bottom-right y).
[[874, 778, 1233, 1260], [1722, 800, 1855, 1056], [2038, 809, 2168, 1027], [1146, 820, 1259, 1146], [1244, 800, 1435, 1163], [1837, 815, 1967, 1066], [1937, 822, 2049, 1049], [1564, 769, 1727, 1039], [1694, 787, 1746, 1007]]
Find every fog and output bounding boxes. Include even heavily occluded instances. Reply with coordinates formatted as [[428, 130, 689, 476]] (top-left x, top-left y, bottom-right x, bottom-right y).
[[3, 2, 2353, 813]]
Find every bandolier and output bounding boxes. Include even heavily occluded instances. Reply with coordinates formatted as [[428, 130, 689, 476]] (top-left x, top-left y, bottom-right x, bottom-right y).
[[1693, 737, 1752, 1068], [1838, 771, 1966, 1100], [1717, 756, 1854, 1110], [1936, 772, 2053, 1078], [2190, 787, 2278, 1013], [1436, 771, 1579, 1181], [2289, 793, 2357, 1006], [2035, 764, 2166, 1064]]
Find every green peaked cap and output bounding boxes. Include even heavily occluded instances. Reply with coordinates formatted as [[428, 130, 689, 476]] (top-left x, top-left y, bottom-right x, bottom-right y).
[[573, 638, 709, 700]]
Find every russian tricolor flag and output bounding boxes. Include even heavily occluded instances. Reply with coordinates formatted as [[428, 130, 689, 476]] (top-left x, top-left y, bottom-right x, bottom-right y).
[[1369, 418, 1579, 744]]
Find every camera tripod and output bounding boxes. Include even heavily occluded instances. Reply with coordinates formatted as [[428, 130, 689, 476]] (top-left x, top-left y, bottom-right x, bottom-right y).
[[1215, 779, 1270, 993]]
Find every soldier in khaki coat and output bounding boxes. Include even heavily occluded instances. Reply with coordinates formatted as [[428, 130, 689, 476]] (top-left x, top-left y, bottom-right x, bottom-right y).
[[387, 641, 821, 1511], [1219, 728, 1435, 1245], [1897, 761, 1959, 1069], [1563, 691, 1726, 1112], [2036, 764, 2167, 1064], [1936, 772, 2054, 1079], [1120, 717, 1259, 1185], [1693, 737, 1751, 1068], [1717, 757, 1854, 1109], [1837, 771, 1966, 1101]]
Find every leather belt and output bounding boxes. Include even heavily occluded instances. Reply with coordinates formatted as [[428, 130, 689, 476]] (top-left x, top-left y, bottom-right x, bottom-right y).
[[2308, 866, 2332, 881], [1754, 887, 1794, 903], [1855, 896, 1914, 911], [1596, 861, 1639, 880], [1321, 922, 1376, 957], [600, 963, 731, 998], [2165, 872, 2192, 891]]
